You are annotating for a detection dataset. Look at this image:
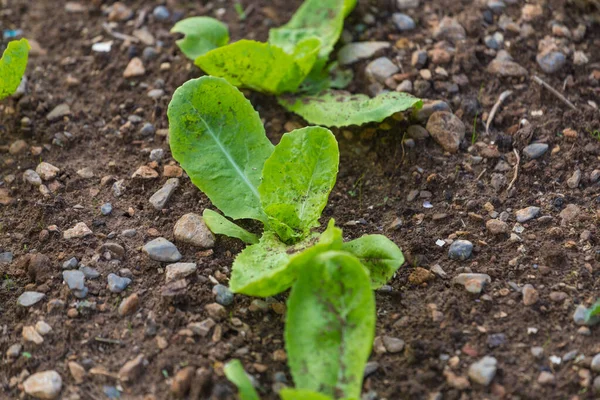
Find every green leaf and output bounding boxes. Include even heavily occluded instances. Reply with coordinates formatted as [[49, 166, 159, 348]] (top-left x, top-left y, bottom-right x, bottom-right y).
[[167, 76, 274, 222], [203, 209, 259, 245], [171, 17, 230, 60], [260, 127, 339, 243], [279, 388, 333, 400], [230, 220, 342, 297], [342, 235, 404, 289], [269, 0, 347, 59], [0, 38, 30, 101], [224, 360, 261, 400], [585, 300, 600, 326], [285, 251, 375, 399], [279, 90, 423, 128], [195, 39, 320, 95]]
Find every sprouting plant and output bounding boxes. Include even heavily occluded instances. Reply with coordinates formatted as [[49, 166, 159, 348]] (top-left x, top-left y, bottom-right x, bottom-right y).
[[234, 2, 247, 21], [171, 0, 421, 128], [586, 128, 600, 141], [0, 38, 30, 101], [584, 300, 600, 325], [168, 76, 405, 399]]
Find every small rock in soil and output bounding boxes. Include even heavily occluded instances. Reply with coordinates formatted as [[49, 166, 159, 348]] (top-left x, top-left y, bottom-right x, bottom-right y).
[[100, 203, 113, 215], [591, 354, 600, 372], [337, 42, 390, 65], [63, 270, 85, 291], [433, 17, 466, 42], [35, 321, 52, 335], [487, 333, 506, 348], [107, 273, 132, 293], [165, 262, 197, 282], [453, 273, 491, 294], [213, 284, 234, 306], [62, 257, 78, 269], [430, 264, 447, 279], [68, 362, 86, 384], [171, 366, 195, 397], [149, 178, 179, 210], [559, 203, 580, 225], [9, 139, 28, 154], [143, 237, 182, 262], [531, 346, 544, 359], [79, 265, 100, 279], [426, 111, 465, 153], [382, 336, 405, 353], [112, 180, 126, 197], [468, 356, 497, 386], [18, 291, 45, 307], [23, 370, 63, 399], [188, 318, 215, 337], [536, 51, 566, 74], [392, 13, 416, 31], [364, 361, 379, 377], [140, 122, 155, 135], [408, 267, 435, 284], [76, 167, 94, 179], [63, 222, 93, 239], [118, 293, 139, 316], [448, 240, 473, 260], [522, 284, 539, 306], [149, 148, 164, 161], [487, 52, 527, 77], [24, 169, 42, 186], [173, 213, 215, 248], [486, 219, 508, 234], [566, 169, 581, 188], [537, 371, 555, 385], [444, 369, 471, 390], [118, 354, 146, 383], [153, 5, 170, 20], [365, 57, 399, 83], [6, 343, 22, 358], [123, 57, 145, 78], [46, 103, 71, 121], [132, 165, 158, 179], [205, 303, 227, 321], [396, 0, 419, 9], [515, 206, 540, 223], [108, 1, 133, 21], [23, 325, 44, 344], [522, 143, 548, 159]]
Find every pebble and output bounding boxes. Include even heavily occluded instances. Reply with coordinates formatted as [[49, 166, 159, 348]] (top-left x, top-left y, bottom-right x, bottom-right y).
[[143, 237, 182, 262], [149, 149, 164, 161], [448, 240, 473, 260], [121, 229, 137, 237], [0, 251, 13, 264], [411, 50, 428, 68], [515, 206, 540, 223], [165, 263, 197, 282], [591, 354, 600, 372], [531, 346, 544, 359], [23, 370, 63, 399], [18, 291, 45, 307], [153, 5, 170, 21], [364, 361, 380, 377], [35, 321, 52, 335], [171, 367, 195, 397], [23, 325, 44, 344], [173, 213, 215, 248], [595, 376, 600, 391], [537, 371, 555, 385], [433, 17, 466, 42], [140, 122, 155, 136], [566, 169, 581, 189], [397, 80, 412, 93], [118, 354, 146, 383], [337, 42, 390, 65], [62, 257, 78, 270], [132, 165, 158, 179], [365, 57, 399, 83], [408, 267, 435, 285], [63, 270, 85, 291], [205, 303, 227, 321], [108, 1, 133, 21], [76, 167, 94, 179], [188, 318, 215, 337], [382, 336, 405, 353], [123, 57, 145, 78], [148, 89, 164, 99], [63, 222, 93, 239], [522, 284, 539, 306], [149, 178, 179, 210], [9, 139, 28, 154], [101, 203, 113, 215], [550, 291, 568, 302], [107, 273, 132, 293], [536, 51, 566, 74], [426, 111, 465, 153], [430, 264, 447, 279], [46, 103, 71, 121], [142, 47, 158, 61], [573, 304, 590, 325], [213, 284, 234, 306], [396, 0, 419, 9], [487, 333, 506, 348], [484, 32, 504, 50], [486, 219, 508, 235], [392, 13, 416, 31], [468, 356, 497, 386], [487, 52, 527, 77], [118, 293, 139, 316], [79, 265, 100, 279], [590, 169, 600, 183], [24, 169, 42, 186], [453, 273, 491, 294], [112, 180, 126, 197], [559, 203, 580, 225], [416, 100, 451, 122], [523, 143, 548, 159], [68, 362, 86, 384]]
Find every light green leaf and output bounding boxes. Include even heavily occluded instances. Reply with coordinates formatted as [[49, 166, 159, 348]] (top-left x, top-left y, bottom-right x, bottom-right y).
[[171, 17, 230, 60], [260, 127, 339, 243], [279, 388, 333, 400], [203, 209, 259, 245], [224, 360, 261, 400], [342, 235, 404, 289], [343, 0, 357, 17], [285, 251, 375, 399], [167, 76, 274, 222], [0, 38, 30, 101], [300, 61, 353, 94], [269, 0, 347, 59], [279, 90, 423, 128], [195, 39, 320, 95], [585, 301, 600, 326], [230, 220, 342, 297]]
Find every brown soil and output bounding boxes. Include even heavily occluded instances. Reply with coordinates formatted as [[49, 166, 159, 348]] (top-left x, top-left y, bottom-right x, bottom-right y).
[[1, 0, 599, 399]]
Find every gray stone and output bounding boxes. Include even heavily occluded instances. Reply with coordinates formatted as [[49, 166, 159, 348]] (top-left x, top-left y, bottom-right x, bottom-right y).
[[337, 42, 390, 65], [121, 229, 137, 237], [213, 284, 234, 306], [448, 240, 473, 260], [107, 273, 132, 293], [142, 47, 158, 61], [484, 32, 504, 49], [63, 222, 93, 239], [396, 0, 419, 9], [516, 206, 540, 223], [426, 111, 465, 153], [6, 343, 22, 358], [392, 13, 416, 31], [364, 361, 379, 377], [77, 167, 95, 179], [165, 263, 197, 282], [149, 149, 164, 161], [148, 89, 164, 99], [153, 5, 170, 20], [23, 169, 42, 186], [487, 52, 527, 77], [433, 17, 466, 42], [140, 122, 155, 136], [79, 265, 100, 279], [382, 336, 405, 353], [468, 356, 497, 386], [523, 143, 548, 159], [143, 237, 182, 262], [594, 376, 600, 392], [531, 346, 544, 359], [591, 354, 600, 372], [47, 103, 71, 121], [36, 162, 60, 181], [487, 333, 506, 348], [63, 270, 85, 291], [566, 169, 581, 189], [411, 50, 427, 68], [101, 242, 125, 260], [173, 213, 215, 248], [112, 180, 126, 197], [397, 80, 412, 93], [0, 251, 13, 265], [590, 169, 600, 183], [62, 257, 78, 270], [17, 291, 45, 307], [537, 51, 566, 74], [23, 370, 63, 399], [365, 57, 399, 83], [101, 203, 113, 215], [453, 273, 491, 294], [417, 100, 451, 122], [149, 178, 179, 210]]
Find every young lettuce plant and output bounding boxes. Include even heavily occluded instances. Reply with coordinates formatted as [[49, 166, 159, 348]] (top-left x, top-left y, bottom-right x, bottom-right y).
[[0, 38, 30, 101], [171, 0, 421, 127]]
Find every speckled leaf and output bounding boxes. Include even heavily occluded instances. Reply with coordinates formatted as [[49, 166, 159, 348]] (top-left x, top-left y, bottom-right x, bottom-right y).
[[279, 90, 423, 127], [224, 360, 261, 400], [285, 251, 375, 399], [279, 388, 334, 400], [203, 209, 259, 244], [342, 235, 404, 289], [260, 127, 339, 243], [0, 38, 30, 100], [195, 39, 320, 95], [171, 17, 229, 60], [230, 220, 342, 297], [167, 77, 274, 222]]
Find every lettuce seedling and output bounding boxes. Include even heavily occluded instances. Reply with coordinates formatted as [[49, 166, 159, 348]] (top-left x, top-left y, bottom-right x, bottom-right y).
[[172, 0, 421, 127], [0, 38, 30, 101]]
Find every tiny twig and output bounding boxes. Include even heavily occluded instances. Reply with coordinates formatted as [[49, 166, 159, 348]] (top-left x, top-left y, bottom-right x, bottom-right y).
[[486, 90, 512, 135], [506, 149, 520, 192], [532, 75, 577, 111], [94, 336, 122, 345], [476, 168, 487, 181], [102, 23, 140, 43]]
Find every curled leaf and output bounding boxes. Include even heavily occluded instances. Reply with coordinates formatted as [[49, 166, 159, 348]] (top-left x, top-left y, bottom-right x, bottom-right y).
[[171, 17, 229, 60], [203, 209, 259, 245], [223, 360, 261, 400]]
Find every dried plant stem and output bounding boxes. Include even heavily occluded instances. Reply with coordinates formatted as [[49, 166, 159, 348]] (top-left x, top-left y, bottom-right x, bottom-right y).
[[532, 75, 577, 111], [486, 90, 512, 135], [507, 148, 520, 192]]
